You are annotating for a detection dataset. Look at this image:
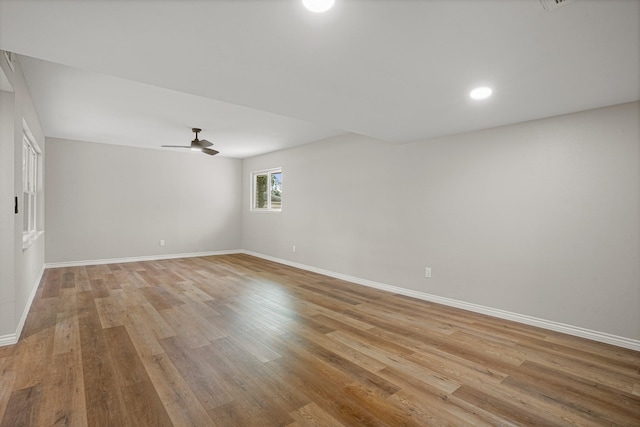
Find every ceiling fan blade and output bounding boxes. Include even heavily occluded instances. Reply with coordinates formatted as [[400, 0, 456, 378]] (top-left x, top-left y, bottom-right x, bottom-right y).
[[161, 129, 218, 156], [202, 147, 219, 156]]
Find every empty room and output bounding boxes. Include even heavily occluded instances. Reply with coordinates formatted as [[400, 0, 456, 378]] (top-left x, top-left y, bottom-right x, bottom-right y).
[[0, 0, 639, 425]]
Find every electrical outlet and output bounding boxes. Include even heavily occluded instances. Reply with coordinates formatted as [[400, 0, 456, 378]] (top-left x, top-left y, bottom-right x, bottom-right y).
[[160, 240, 165, 247], [292, 245, 296, 253], [425, 267, 432, 278]]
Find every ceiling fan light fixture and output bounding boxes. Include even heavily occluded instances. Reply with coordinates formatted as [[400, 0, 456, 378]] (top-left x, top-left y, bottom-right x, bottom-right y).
[[302, 0, 335, 13]]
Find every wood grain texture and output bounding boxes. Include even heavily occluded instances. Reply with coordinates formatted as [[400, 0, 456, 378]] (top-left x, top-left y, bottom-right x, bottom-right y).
[[0, 254, 638, 426]]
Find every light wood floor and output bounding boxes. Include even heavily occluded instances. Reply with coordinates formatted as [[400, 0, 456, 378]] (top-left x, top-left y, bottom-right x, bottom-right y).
[[0, 254, 638, 426]]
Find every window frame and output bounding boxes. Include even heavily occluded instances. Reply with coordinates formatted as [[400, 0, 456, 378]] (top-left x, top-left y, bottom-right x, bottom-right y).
[[251, 167, 282, 213], [22, 120, 41, 248]]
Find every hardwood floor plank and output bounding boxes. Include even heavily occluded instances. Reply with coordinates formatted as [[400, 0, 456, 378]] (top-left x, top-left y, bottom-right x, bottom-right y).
[[42, 268, 61, 299], [12, 328, 55, 391], [297, 328, 388, 373], [266, 355, 384, 427], [124, 271, 152, 289], [446, 330, 528, 366], [37, 351, 87, 427], [137, 302, 177, 339], [78, 292, 130, 427], [437, 336, 527, 375], [53, 312, 81, 356], [288, 402, 346, 427], [0, 355, 16, 422], [327, 330, 461, 394], [270, 332, 414, 425], [94, 296, 127, 329], [139, 352, 214, 426], [280, 331, 400, 397], [74, 267, 92, 293], [355, 321, 451, 354], [103, 326, 149, 387], [229, 329, 282, 363], [21, 296, 58, 341], [514, 343, 639, 394], [123, 311, 166, 358], [200, 338, 302, 425], [405, 347, 508, 389], [159, 306, 214, 349], [102, 272, 122, 291], [139, 285, 182, 311], [0, 386, 42, 427], [508, 360, 640, 424], [378, 366, 502, 426], [88, 278, 109, 298], [453, 383, 561, 426], [454, 379, 607, 427], [160, 337, 236, 411], [121, 380, 173, 427]]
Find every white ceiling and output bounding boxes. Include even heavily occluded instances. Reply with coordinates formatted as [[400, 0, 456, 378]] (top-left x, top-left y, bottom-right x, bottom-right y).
[[0, 0, 638, 158]]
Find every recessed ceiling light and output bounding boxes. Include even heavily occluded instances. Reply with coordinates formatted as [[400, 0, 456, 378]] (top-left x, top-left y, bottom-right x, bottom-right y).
[[302, 0, 335, 13], [470, 87, 492, 100]]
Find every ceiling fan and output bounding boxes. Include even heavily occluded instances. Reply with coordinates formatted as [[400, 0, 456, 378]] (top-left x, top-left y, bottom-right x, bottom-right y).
[[161, 128, 219, 156]]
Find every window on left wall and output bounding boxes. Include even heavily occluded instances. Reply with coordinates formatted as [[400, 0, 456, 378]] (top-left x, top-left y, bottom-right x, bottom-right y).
[[22, 121, 40, 248]]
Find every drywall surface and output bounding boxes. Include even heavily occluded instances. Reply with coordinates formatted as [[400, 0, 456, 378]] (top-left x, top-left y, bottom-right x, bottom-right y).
[[242, 102, 640, 341], [0, 52, 46, 340], [45, 139, 242, 263], [0, 85, 15, 336]]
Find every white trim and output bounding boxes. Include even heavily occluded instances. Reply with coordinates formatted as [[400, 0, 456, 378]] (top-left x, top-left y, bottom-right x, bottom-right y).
[[45, 249, 242, 268], [0, 264, 44, 347], [22, 230, 43, 250], [0, 57, 13, 92], [3, 50, 14, 72], [242, 250, 640, 351], [0, 333, 17, 347], [22, 119, 40, 153], [15, 265, 44, 341]]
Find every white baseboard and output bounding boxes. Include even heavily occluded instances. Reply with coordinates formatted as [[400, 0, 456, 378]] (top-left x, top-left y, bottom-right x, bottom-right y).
[[242, 250, 640, 352], [0, 264, 45, 347], [0, 334, 16, 347], [45, 249, 243, 268]]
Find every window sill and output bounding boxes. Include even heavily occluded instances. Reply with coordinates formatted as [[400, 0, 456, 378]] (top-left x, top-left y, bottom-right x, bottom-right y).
[[250, 209, 282, 214], [22, 230, 44, 250]]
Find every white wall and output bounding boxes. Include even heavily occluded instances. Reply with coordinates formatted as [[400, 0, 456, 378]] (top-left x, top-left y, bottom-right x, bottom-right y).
[[242, 102, 640, 342], [0, 79, 16, 336], [0, 52, 46, 341], [45, 139, 242, 263]]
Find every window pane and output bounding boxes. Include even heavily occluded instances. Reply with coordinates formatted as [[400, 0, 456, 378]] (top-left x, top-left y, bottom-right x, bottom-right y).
[[23, 193, 30, 232], [31, 149, 37, 192], [255, 174, 268, 208], [270, 172, 282, 209], [22, 143, 28, 191], [31, 193, 36, 232]]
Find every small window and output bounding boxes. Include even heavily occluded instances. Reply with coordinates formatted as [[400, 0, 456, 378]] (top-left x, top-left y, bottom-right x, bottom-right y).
[[22, 122, 40, 244], [252, 168, 282, 212]]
